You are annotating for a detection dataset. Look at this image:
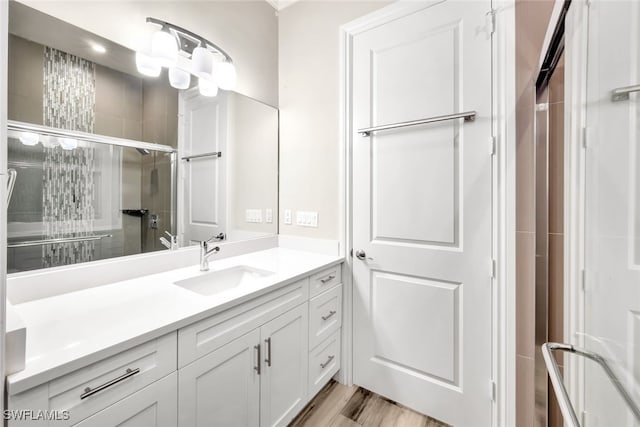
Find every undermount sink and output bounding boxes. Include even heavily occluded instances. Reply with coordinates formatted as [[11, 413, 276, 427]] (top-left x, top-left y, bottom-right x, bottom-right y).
[[174, 265, 274, 296]]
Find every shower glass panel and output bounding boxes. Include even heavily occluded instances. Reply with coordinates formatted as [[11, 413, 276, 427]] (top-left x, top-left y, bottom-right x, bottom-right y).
[[7, 124, 177, 273]]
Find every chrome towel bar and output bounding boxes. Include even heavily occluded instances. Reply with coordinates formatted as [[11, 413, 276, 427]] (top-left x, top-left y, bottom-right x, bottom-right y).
[[357, 111, 476, 136], [611, 84, 640, 102], [181, 151, 222, 162], [7, 169, 16, 206], [8, 233, 112, 248], [542, 342, 640, 427]]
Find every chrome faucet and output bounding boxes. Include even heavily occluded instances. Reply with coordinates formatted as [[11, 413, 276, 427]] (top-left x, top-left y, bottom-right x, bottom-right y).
[[160, 231, 178, 250], [200, 240, 221, 272]]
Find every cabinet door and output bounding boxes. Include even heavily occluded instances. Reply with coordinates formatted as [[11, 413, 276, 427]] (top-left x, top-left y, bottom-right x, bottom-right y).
[[260, 303, 309, 427], [178, 329, 260, 427], [73, 373, 177, 427]]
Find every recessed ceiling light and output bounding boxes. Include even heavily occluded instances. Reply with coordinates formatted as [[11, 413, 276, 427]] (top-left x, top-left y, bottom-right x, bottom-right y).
[[91, 43, 106, 54]]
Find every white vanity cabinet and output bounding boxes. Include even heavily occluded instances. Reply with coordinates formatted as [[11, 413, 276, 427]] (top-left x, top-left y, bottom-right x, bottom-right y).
[[7, 261, 344, 427]]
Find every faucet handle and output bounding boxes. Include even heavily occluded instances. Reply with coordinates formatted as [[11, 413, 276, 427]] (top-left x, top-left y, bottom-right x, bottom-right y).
[[206, 232, 226, 242]]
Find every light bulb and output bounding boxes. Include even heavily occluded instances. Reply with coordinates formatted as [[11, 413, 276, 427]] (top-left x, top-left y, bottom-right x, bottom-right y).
[[191, 47, 214, 79], [217, 61, 237, 90], [151, 30, 178, 68], [19, 132, 39, 146], [198, 77, 218, 97], [169, 67, 191, 89], [136, 52, 161, 77], [60, 138, 78, 150]]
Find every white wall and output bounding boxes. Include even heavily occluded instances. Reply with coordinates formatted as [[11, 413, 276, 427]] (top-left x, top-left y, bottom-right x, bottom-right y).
[[18, 1, 279, 106], [278, 0, 389, 239]]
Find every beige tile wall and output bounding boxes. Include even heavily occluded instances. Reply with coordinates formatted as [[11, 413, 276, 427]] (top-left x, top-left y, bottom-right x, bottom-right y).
[[515, 1, 555, 426]]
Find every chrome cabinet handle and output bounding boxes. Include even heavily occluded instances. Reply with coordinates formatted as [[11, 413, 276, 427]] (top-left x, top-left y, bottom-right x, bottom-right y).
[[265, 338, 272, 367], [320, 355, 335, 369], [80, 368, 140, 400], [321, 310, 337, 321], [320, 275, 335, 284], [254, 344, 261, 375]]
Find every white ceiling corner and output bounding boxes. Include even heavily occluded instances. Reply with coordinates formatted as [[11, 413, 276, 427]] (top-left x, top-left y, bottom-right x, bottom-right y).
[[265, 0, 301, 12]]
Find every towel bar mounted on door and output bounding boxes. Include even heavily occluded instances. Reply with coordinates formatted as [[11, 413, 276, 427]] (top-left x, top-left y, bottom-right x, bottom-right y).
[[611, 84, 640, 102], [542, 342, 640, 427], [181, 151, 222, 162], [357, 111, 476, 136]]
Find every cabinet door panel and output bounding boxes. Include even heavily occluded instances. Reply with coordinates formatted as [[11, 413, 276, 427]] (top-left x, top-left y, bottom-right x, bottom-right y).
[[73, 373, 177, 427], [178, 329, 260, 427], [260, 303, 309, 427]]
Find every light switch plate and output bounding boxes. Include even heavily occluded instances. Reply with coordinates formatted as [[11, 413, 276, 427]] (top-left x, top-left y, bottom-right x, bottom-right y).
[[296, 211, 318, 227], [245, 209, 263, 223], [265, 209, 273, 223], [284, 209, 292, 225]]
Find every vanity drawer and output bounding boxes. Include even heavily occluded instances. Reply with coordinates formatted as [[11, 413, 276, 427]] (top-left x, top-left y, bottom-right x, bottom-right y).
[[178, 278, 309, 367], [309, 284, 342, 349], [10, 332, 177, 427], [310, 265, 342, 297], [308, 329, 341, 397]]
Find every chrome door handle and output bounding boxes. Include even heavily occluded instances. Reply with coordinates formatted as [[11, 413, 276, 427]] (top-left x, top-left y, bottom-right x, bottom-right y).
[[80, 368, 140, 399], [355, 250, 367, 260]]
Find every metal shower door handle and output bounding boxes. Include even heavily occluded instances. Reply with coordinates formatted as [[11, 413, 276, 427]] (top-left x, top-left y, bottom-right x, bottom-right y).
[[542, 342, 640, 427]]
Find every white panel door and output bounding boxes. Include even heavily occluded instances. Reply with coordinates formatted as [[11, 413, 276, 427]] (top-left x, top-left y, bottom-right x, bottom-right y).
[[178, 329, 260, 427], [351, 1, 493, 426], [259, 303, 309, 427], [74, 373, 177, 427], [180, 89, 227, 245], [581, 1, 640, 425]]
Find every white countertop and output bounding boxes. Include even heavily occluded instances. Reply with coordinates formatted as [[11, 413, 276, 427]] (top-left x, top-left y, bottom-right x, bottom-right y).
[[7, 247, 343, 395]]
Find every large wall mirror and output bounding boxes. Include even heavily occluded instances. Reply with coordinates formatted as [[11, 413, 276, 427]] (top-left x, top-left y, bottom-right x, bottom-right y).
[[6, 2, 279, 273]]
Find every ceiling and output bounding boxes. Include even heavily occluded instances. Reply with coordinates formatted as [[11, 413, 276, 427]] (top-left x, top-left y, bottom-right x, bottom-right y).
[[264, 0, 301, 12]]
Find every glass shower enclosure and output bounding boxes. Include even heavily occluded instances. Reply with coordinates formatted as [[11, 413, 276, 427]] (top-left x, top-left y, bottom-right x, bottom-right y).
[[6, 120, 177, 273]]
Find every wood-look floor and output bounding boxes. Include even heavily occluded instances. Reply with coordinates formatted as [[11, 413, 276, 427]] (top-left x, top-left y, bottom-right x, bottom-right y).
[[289, 381, 449, 427]]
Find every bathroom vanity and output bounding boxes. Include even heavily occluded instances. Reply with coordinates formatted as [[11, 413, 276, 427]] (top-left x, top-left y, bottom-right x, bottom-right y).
[[6, 247, 343, 426]]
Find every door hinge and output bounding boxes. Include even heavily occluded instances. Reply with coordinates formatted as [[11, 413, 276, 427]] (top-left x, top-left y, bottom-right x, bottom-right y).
[[486, 9, 497, 35], [490, 136, 497, 156], [582, 127, 589, 149], [490, 380, 497, 401], [491, 259, 497, 279], [581, 269, 587, 292]]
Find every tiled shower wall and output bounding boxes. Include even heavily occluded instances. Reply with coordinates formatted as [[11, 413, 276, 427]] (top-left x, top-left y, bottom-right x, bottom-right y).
[[7, 34, 177, 272]]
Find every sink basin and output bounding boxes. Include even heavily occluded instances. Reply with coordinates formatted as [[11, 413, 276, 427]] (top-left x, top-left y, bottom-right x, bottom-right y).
[[174, 266, 274, 296]]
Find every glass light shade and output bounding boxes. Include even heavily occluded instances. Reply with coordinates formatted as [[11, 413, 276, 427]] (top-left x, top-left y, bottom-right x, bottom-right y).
[[191, 47, 214, 79], [168, 67, 191, 89], [59, 138, 78, 150], [151, 30, 178, 68], [136, 52, 161, 77], [198, 77, 219, 97], [19, 132, 39, 146], [217, 61, 237, 90]]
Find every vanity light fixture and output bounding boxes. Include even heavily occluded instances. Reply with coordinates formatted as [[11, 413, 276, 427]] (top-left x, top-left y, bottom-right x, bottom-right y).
[[137, 17, 236, 96], [90, 43, 107, 54], [19, 132, 39, 146], [59, 138, 78, 151]]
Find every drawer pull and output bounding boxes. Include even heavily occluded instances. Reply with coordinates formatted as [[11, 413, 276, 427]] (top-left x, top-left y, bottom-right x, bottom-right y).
[[320, 274, 336, 284], [80, 368, 140, 400], [265, 337, 272, 367], [254, 344, 261, 375], [321, 310, 337, 321], [320, 355, 335, 369]]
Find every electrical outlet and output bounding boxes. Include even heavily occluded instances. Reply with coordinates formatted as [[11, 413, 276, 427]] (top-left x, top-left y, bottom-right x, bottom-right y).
[[245, 209, 263, 223], [284, 209, 292, 225], [265, 209, 273, 223], [296, 211, 318, 228]]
